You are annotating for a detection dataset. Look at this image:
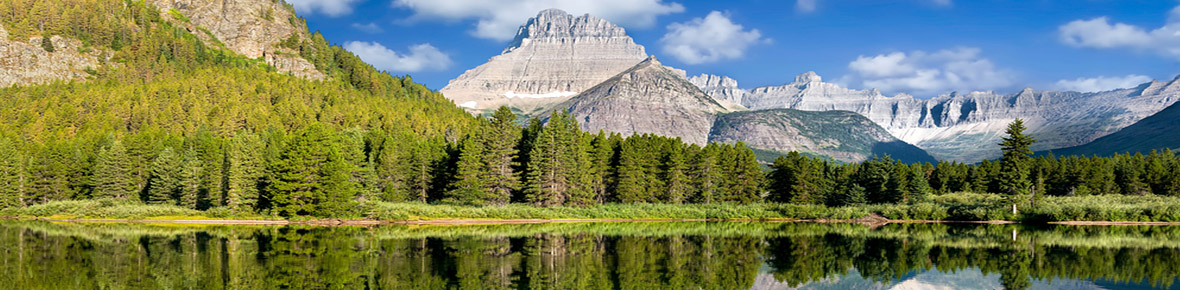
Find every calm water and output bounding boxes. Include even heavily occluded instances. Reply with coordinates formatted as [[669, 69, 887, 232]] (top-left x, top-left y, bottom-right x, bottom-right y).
[[1, 221, 1178, 290]]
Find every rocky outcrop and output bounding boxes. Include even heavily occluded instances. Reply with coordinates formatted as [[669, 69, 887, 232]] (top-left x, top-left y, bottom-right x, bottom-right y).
[[1046, 90, 1180, 157], [148, 0, 325, 80], [441, 9, 648, 113], [688, 74, 747, 107], [710, 109, 936, 163], [0, 24, 104, 87], [559, 56, 729, 145], [701, 72, 1180, 161]]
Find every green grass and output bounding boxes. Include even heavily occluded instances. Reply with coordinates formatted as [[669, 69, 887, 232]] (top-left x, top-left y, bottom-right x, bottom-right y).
[[5, 193, 1180, 222]]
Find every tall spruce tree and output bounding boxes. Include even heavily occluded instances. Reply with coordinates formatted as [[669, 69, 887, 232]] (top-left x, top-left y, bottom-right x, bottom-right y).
[[586, 132, 613, 204], [316, 141, 359, 217], [178, 148, 203, 209], [484, 106, 522, 206], [661, 143, 689, 204], [524, 111, 579, 207], [998, 119, 1036, 214], [449, 132, 491, 205], [722, 143, 762, 204], [689, 144, 723, 204], [226, 132, 265, 211], [0, 137, 23, 208], [613, 139, 649, 203], [93, 140, 136, 199], [146, 147, 181, 205], [269, 124, 336, 217]]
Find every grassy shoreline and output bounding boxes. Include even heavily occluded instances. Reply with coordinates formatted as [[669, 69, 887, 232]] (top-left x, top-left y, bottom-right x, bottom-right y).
[[4, 193, 1180, 225]]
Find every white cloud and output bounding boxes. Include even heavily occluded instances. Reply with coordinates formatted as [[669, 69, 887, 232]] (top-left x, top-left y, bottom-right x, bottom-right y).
[[796, 0, 817, 13], [1058, 5, 1180, 60], [342, 42, 452, 72], [1055, 75, 1152, 93], [661, 11, 766, 65], [392, 0, 684, 41], [352, 22, 384, 34], [796, 0, 950, 13], [286, 0, 364, 17], [842, 47, 1014, 97]]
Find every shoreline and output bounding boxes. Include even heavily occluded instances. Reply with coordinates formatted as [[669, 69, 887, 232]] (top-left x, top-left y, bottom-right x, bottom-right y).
[[10, 216, 1179, 226]]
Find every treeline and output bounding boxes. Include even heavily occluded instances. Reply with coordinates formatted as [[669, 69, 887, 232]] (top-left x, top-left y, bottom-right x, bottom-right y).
[[0, 108, 764, 216], [769, 121, 1180, 208]]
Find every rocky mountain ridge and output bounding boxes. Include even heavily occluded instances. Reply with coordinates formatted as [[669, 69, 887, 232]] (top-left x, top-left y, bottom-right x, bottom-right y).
[[0, 24, 104, 87], [440, 9, 649, 113], [694, 71, 1180, 161]]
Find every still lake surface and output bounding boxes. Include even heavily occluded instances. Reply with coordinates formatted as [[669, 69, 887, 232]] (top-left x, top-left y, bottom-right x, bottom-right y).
[[1, 220, 1177, 290]]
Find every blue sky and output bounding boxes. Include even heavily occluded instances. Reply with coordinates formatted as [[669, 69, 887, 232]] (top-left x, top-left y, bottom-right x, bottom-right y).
[[288, 0, 1180, 98]]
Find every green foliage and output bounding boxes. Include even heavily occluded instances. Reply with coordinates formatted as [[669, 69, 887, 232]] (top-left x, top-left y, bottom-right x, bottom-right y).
[[40, 35, 54, 52], [226, 132, 265, 211], [92, 140, 136, 200], [999, 119, 1036, 205], [146, 147, 180, 205], [0, 137, 22, 209]]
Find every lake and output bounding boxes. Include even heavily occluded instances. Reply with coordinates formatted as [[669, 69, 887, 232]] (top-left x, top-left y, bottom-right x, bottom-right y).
[[0, 220, 1177, 289]]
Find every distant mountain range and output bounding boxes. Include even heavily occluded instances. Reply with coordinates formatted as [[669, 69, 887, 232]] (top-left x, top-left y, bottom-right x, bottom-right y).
[[438, 9, 1180, 163], [1044, 100, 1180, 157]]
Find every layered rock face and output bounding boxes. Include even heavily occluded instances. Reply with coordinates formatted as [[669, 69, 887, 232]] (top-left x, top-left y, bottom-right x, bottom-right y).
[[688, 74, 747, 107], [710, 109, 936, 163], [560, 57, 729, 145], [698, 72, 1180, 161], [0, 24, 104, 87], [148, 0, 324, 80], [441, 9, 648, 112]]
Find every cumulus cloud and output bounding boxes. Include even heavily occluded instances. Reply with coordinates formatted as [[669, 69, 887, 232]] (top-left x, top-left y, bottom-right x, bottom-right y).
[[661, 11, 766, 65], [841, 47, 1014, 97], [286, 0, 365, 17], [392, 0, 684, 41], [1055, 75, 1152, 93], [1058, 5, 1180, 60], [796, 0, 950, 13], [342, 42, 452, 72], [352, 22, 384, 34]]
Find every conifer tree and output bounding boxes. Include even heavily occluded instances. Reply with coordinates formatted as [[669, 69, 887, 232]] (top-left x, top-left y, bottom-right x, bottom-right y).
[[524, 111, 579, 207], [192, 130, 225, 207], [722, 143, 762, 204], [449, 133, 491, 205], [146, 147, 181, 205], [662, 143, 689, 204], [478, 107, 521, 205], [226, 132, 265, 211], [269, 124, 336, 216], [317, 142, 359, 217], [613, 139, 648, 203], [178, 148, 203, 209], [41, 35, 54, 52], [586, 132, 613, 204], [93, 140, 136, 199], [998, 119, 1036, 214], [341, 129, 378, 202], [0, 137, 23, 208], [689, 144, 723, 204]]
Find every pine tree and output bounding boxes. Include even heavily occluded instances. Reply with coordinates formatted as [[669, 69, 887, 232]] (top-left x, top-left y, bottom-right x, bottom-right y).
[[269, 124, 336, 216], [484, 106, 522, 206], [449, 133, 491, 205], [341, 129, 378, 202], [689, 144, 723, 204], [192, 130, 225, 208], [178, 148, 203, 209], [613, 139, 648, 203], [906, 164, 932, 202], [661, 143, 689, 204], [523, 111, 578, 207], [226, 132, 265, 211], [722, 143, 762, 204], [0, 137, 23, 208], [317, 142, 358, 217], [998, 119, 1036, 214], [146, 147, 181, 205], [93, 139, 136, 199], [41, 35, 54, 52], [586, 132, 613, 204]]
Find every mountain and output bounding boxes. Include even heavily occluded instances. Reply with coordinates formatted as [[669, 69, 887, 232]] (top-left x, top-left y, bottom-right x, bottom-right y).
[[696, 72, 1180, 161], [560, 56, 731, 145], [440, 9, 648, 113], [0, 0, 472, 141], [1045, 101, 1180, 157], [710, 109, 936, 163]]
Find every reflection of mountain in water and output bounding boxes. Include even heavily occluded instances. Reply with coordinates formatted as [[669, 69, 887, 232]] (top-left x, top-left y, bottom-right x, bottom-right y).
[[751, 266, 1179, 290]]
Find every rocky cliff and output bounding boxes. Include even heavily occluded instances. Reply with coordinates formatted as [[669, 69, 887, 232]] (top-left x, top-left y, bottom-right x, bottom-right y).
[[697, 72, 1180, 161], [1045, 99, 1180, 157], [710, 109, 936, 163], [560, 56, 728, 145], [0, 24, 104, 87], [148, 0, 324, 80], [440, 9, 648, 113]]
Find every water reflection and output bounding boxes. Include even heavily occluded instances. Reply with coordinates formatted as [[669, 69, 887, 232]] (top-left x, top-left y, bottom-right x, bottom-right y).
[[0, 221, 1177, 289]]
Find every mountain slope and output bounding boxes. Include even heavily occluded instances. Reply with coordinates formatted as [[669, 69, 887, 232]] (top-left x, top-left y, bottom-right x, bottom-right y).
[[695, 72, 1180, 161], [710, 109, 936, 163], [559, 56, 729, 145], [441, 9, 648, 113], [1045, 101, 1180, 157]]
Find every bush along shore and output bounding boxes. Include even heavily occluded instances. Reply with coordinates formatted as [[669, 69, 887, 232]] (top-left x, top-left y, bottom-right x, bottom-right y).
[[4, 192, 1179, 224]]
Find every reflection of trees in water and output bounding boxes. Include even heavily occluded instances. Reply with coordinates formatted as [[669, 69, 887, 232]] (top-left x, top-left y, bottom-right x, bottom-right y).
[[0, 222, 1178, 289]]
